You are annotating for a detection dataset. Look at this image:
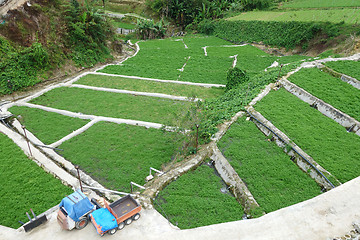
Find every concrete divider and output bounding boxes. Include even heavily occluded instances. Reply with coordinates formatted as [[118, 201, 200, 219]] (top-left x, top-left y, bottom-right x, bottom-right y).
[[210, 145, 261, 215], [246, 106, 340, 190], [320, 65, 360, 90], [280, 78, 360, 136]]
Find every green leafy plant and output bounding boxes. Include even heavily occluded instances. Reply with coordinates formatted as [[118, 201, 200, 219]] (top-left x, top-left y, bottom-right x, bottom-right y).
[[226, 67, 249, 91], [255, 88, 360, 183], [0, 133, 72, 228], [218, 117, 322, 213], [154, 164, 244, 229]]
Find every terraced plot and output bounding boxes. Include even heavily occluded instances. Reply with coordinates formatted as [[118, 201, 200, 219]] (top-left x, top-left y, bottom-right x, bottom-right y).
[[100, 36, 295, 84], [0, 133, 72, 228], [228, 9, 360, 24], [100, 39, 188, 80], [9, 106, 89, 145], [218, 117, 321, 213], [280, 0, 360, 9], [30, 87, 192, 126], [59, 122, 180, 192], [255, 88, 360, 183], [76, 74, 224, 99], [155, 164, 244, 229], [288, 68, 360, 120], [325, 60, 360, 80]]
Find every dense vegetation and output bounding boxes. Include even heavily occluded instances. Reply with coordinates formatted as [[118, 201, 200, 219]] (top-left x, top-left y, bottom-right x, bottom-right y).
[[218, 117, 321, 213], [9, 106, 89, 145], [0, 133, 72, 228], [60, 122, 180, 191], [0, 0, 114, 95], [155, 164, 244, 229], [30, 87, 191, 126], [288, 68, 360, 120], [255, 88, 360, 183], [202, 63, 298, 138], [203, 20, 340, 49], [0, 39, 50, 95]]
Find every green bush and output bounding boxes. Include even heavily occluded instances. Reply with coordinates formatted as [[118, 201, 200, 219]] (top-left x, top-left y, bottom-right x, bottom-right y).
[[0, 38, 50, 95], [198, 19, 215, 35], [226, 67, 249, 91]]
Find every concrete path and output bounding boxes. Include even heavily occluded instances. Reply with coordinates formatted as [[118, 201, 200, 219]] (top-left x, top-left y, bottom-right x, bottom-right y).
[[1, 177, 359, 240]]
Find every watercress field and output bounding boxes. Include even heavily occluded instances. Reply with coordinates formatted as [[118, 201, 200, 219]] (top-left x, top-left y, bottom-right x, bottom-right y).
[[288, 68, 360, 120], [218, 117, 321, 213], [325, 60, 360, 80], [255, 88, 360, 183], [76, 74, 224, 99], [6, 32, 360, 231], [9, 106, 89, 145], [30, 87, 191, 126], [0, 133, 72, 228], [59, 122, 180, 192], [154, 164, 244, 229]]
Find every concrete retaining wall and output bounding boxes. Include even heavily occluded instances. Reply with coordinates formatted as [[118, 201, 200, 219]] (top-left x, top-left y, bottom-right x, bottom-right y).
[[320, 65, 360, 90], [246, 106, 340, 190], [210, 145, 260, 215], [280, 78, 360, 136]]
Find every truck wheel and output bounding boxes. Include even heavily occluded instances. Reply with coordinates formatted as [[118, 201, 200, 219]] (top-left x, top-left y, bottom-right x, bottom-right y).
[[133, 213, 140, 221], [125, 218, 133, 225], [75, 218, 88, 230], [108, 228, 117, 235], [118, 222, 125, 230]]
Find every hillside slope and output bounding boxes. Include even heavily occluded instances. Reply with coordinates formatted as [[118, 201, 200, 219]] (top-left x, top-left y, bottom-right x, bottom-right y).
[[0, 0, 117, 95]]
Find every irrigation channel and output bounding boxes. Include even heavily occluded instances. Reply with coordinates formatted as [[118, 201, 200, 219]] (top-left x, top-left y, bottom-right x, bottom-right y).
[[1, 40, 360, 239]]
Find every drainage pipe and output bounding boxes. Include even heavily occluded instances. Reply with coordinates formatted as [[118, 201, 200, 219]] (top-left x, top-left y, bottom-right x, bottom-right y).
[[246, 110, 336, 189], [83, 186, 134, 196]]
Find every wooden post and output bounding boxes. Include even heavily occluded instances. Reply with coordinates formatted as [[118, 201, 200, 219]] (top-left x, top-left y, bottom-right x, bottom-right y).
[[75, 165, 83, 192], [195, 124, 199, 152], [22, 125, 32, 156]]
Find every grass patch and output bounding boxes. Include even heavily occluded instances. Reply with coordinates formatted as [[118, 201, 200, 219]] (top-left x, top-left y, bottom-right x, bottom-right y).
[[280, 0, 360, 9], [288, 68, 360, 120], [59, 122, 180, 192], [0, 133, 72, 228], [325, 60, 360, 80], [255, 88, 360, 183], [112, 21, 136, 29], [9, 106, 89, 145], [76, 74, 224, 99], [218, 117, 321, 213], [30, 87, 191, 126], [227, 9, 360, 24], [154, 164, 244, 229]]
